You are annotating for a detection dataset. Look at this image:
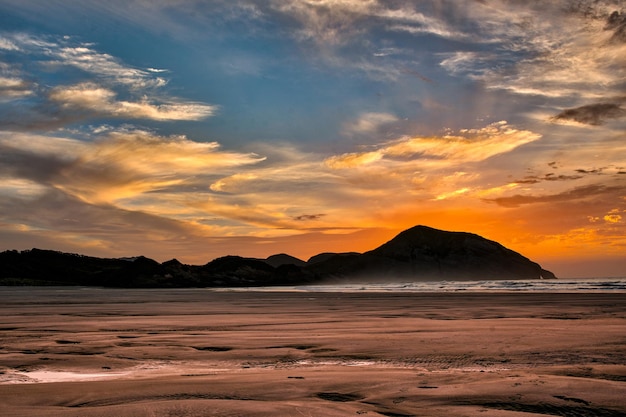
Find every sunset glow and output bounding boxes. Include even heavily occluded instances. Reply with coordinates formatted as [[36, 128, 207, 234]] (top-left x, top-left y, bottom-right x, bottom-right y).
[[1, 1, 625, 277]]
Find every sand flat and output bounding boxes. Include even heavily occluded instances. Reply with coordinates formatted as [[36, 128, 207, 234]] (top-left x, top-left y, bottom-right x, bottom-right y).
[[0, 288, 625, 416]]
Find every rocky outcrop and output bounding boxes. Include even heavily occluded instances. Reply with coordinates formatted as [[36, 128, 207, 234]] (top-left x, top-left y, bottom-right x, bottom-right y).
[[0, 225, 556, 287], [308, 225, 555, 281], [263, 253, 307, 268]]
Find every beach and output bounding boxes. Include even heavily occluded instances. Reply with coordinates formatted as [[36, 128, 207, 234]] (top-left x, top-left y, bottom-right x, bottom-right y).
[[1, 288, 625, 416]]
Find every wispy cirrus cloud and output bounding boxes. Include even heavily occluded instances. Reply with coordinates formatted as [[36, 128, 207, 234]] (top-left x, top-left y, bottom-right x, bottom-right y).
[[433, 0, 626, 109], [49, 82, 217, 121], [273, 0, 463, 44], [50, 44, 168, 89], [2, 33, 166, 89], [0, 37, 20, 51], [0, 33, 217, 129]]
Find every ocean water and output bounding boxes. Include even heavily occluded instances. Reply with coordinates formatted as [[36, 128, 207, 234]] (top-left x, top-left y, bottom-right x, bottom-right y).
[[1, 277, 625, 295], [235, 277, 626, 293]]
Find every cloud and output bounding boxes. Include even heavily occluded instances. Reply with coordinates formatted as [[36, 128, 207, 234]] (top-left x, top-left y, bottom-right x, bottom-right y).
[[293, 213, 326, 221], [0, 37, 20, 51], [261, 1, 626, 98], [438, 1, 626, 102], [387, 19, 464, 40], [604, 208, 623, 223], [0, 76, 33, 99], [209, 173, 259, 193], [0, 178, 48, 199], [606, 10, 626, 43], [263, 0, 471, 82], [3, 1, 626, 271], [63, 131, 264, 203], [434, 187, 471, 201], [49, 82, 217, 121], [52, 44, 168, 89], [513, 173, 585, 185], [552, 102, 626, 125], [575, 168, 604, 174], [342, 112, 398, 136], [0, 34, 217, 128], [325, 150, 383, 169], [484, 184, 624, 208], [438, 51, 499, 79], [0, 186, 218, 259], [2, 130, 353, 251], [326, 121, 541, 169], [0, 130, 265, 205], [272, 0, 377, 45], [12, 137, 334, 236], [3, 33, 166, 89]]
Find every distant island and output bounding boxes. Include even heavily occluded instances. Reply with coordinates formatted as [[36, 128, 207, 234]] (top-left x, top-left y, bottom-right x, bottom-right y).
[[0, 225, 556, 287]]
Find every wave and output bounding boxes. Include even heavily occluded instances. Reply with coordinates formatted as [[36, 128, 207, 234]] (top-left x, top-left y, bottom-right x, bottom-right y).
[[219, 277, 626, 293]]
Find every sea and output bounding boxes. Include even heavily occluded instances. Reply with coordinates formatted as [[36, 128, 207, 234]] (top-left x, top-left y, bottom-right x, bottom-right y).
[[221, 277, 626, 293], [1, 277, 625, 295]]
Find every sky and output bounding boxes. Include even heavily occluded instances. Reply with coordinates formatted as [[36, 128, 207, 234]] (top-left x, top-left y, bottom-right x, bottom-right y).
[[0, 0, 625, 278]]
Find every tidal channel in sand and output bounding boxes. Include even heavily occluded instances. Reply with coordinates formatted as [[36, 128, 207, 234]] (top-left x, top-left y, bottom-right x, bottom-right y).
[[0, 287, 625, 416]]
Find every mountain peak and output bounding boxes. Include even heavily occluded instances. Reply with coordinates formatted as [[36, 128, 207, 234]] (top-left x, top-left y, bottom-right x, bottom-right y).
[[263, 253, 307, 268], [359, 226, 554, 280]]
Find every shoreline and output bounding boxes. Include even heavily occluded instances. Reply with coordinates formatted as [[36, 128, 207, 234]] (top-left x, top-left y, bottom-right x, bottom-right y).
[[2, 275, 626, 294]]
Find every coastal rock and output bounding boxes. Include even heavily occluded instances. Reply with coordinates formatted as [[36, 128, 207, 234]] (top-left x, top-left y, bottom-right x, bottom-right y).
[[0, 225, 556, 287], [306, 226, 555, 281], [263, 253, 307, 268], [307, 252, 361, 264]]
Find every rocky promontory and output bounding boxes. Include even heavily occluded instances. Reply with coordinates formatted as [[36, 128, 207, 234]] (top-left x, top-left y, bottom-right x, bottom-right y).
[[0, 225, 555, 287]]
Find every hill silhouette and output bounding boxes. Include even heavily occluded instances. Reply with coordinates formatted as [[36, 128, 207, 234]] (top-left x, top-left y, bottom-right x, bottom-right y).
[[0, 225, 555, 287]]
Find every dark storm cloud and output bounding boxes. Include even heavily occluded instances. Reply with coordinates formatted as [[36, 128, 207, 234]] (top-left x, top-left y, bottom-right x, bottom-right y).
[[552, 102, 626, 125], [484, 184, 624, 208]]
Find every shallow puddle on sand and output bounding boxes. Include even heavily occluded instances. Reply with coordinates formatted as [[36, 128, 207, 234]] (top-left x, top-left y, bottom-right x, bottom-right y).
[[0, 360, 247, 384], [2, 370, 130, 384]]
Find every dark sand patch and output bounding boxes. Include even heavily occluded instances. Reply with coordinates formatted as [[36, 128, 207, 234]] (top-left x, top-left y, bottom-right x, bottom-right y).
[[191, 346, 233, 352], [55, 340, 81, 345], [316, 391, 364, 402]]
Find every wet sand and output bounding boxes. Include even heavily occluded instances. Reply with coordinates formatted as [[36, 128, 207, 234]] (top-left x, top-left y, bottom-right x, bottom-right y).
[[1, 288, 625, 416]]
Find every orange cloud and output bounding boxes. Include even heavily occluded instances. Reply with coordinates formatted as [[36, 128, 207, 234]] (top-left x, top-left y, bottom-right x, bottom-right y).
[[604, 209, 623, 223], [325, 121, 541, 170], [48, 131, 265, 204]]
